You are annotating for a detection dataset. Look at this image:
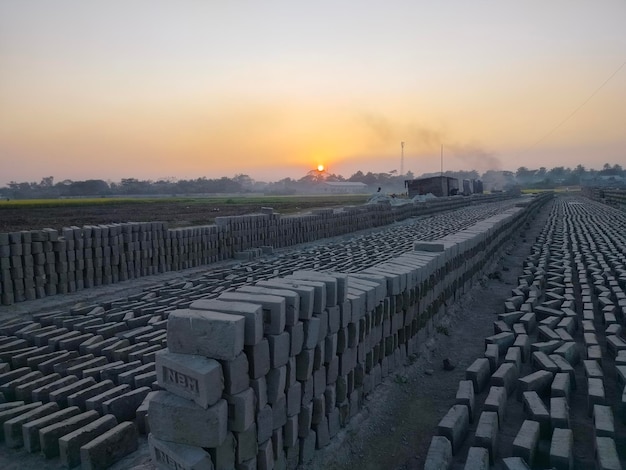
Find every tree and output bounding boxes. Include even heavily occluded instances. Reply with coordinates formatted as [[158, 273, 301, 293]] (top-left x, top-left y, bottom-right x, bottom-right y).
[[40, 176, 54, 188]]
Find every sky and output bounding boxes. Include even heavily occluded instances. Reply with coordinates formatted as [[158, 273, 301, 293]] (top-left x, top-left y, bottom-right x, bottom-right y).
[[1, 1, 625, 185]]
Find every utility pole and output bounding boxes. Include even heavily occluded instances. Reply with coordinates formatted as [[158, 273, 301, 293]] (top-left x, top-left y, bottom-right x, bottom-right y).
[[440, 144, 443, 177], [400, 141, 405, 176]]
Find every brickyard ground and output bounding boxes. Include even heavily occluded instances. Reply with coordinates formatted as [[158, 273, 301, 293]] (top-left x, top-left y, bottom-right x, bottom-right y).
[[0, 198, 547, 470]]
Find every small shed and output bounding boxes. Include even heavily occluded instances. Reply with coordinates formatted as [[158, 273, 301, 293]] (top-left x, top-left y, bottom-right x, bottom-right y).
[[404, 176, 459, 198]]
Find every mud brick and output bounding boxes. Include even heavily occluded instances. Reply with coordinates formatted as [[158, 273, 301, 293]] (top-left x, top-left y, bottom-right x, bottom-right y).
[[110, 341, 149, 362], [466, 358, 490, 393], [272, 392, 287, 429], [424, 436, 452, 470], [532, 351, 559, 374], [32, 311, 64, 326], [117, 363, 155, 386], [594, 405, 615, 443], [127, 344, 163, 363], [22, 406, 81, 453], [148, 332, 167, 346], [522, 391, 550, 438], [455, 380, 476, 422], [13, 322, 42, 338], [134, 370, 157, 388], [85, 384, 131, 414], [3, 402, 59, 448], [168, 308, 246, 360], [256, 279, 315, 321], [0, 371, 44, 401], [512, 420, 540, 467], [518, 370, 554, 400], [303, 317, 322, 350], [79, 361, 123, 381], [100, 360, 142, 384], [32, 375, 79, 403], [27, 326, 65, 345], [155, 349, 223, 408], [82, 336, 122, 356], [79, 421, 138, 470], [587, 378, 606, 416], [53, 354, 96, 376], [66, 380, 115, 410], [73, 318, 105, 333], [226, 387, 256, 432], [287, 322, 305, 358], [20, 325, 61, 346], [102, 386, 151, 422], [436, 404, 469, 454], [257, 404, 274, 443], [96, 322, 128, 339], [37, 351, 79, 375], [191, 298, 265, 346], [0, 401, 41, 436], [134, 329, 166, 344], [135, 390, 156, 435], [49, 316, 74, 328], [551, 372, 572, 403], [0, 367, 32, 386], [15, 373, 61, 401], [117, 325, 154, 344], [148, 391, 228, 448], [236, 285, 300, 326], [104, 311, 130, 323], [474, 411, 498, 464], [77, 335, 104, 354], [149, 433, 213, 470], [126, 314, 154, 329], [11, 346, 53, 368], [39, 410, 99, 458], [0, 340, 29, 359], [0, 346, 29, 365], [66, 357, 109, 378], [47, 331, 83, 351], [0, 321, 34, 336], [550, 427, 573, 470], [268, 332, 290, 369], [484, 386, 508, 426], [48, 377, 97, 408], [100, 339, 131, 361]]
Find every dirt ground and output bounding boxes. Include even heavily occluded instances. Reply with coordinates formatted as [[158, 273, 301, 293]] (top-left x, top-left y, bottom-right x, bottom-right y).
[[0, 200, 549, 470], [0, 196, 368, 233]]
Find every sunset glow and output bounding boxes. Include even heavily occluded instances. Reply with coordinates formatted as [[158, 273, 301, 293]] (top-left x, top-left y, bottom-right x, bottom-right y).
[[317, 165, 325, 172], [0, 1, 625, 185]]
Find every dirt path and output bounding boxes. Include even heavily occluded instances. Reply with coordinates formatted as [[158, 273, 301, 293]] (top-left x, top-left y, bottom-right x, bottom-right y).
[[301, 200, 553, 470]]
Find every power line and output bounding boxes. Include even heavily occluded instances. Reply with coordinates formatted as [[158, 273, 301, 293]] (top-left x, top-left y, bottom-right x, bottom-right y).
[[524, 59, 626, 153]]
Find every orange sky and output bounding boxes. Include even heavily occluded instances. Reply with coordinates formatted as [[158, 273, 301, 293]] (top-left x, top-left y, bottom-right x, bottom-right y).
[[1, 1, 625, 184]]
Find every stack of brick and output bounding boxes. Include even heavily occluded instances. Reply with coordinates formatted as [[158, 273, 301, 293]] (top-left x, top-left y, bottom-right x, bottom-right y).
[[0, 192, 520, 306], [147, 194, 549, 469]]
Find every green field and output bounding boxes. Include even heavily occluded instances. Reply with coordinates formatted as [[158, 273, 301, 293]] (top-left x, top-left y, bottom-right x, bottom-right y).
[[0, 194, 370, 210]]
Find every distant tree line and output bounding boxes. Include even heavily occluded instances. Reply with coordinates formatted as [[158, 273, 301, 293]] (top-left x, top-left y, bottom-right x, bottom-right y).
[[1, 163, 624, 199]]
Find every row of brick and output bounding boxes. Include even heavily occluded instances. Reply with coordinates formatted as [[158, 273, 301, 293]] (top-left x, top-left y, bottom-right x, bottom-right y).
[[426, 195, 626, 469], [0, 193, 516, 306]]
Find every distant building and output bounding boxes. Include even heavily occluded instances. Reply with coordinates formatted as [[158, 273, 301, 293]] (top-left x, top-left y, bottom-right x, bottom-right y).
[[321, 182, 369, 194], [404, 176, 459, 198]]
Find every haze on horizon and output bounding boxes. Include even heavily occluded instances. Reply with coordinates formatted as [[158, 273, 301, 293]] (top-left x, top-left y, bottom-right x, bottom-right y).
[[1, 1, 625, 186]]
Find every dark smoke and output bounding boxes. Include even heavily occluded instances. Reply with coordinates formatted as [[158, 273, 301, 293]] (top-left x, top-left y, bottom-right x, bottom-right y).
[[357, 111, 502, 171]]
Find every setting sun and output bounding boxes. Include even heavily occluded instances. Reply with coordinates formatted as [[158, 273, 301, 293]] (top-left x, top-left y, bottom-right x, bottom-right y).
[[317, 165, 325, 172]]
